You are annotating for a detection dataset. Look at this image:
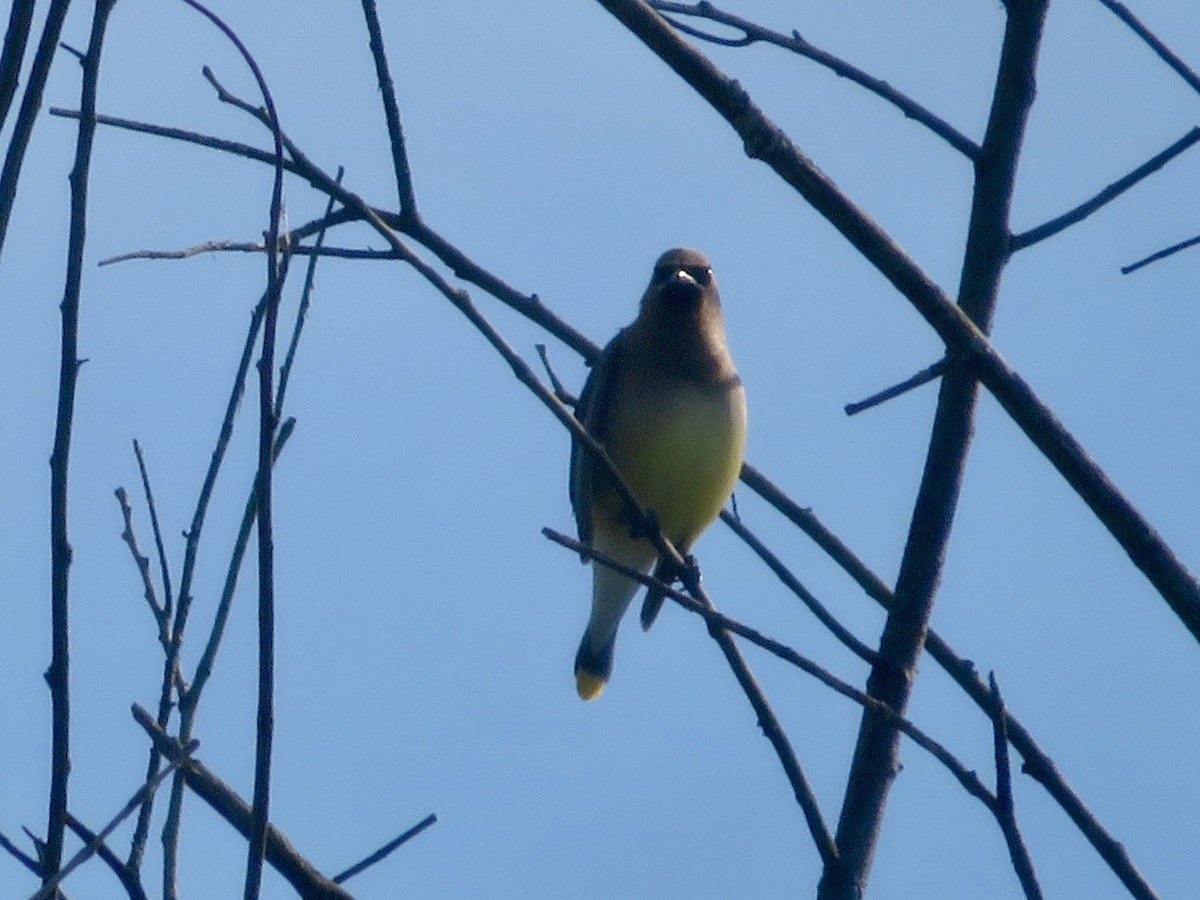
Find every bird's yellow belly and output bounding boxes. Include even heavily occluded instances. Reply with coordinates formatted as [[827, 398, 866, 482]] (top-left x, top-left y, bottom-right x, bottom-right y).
[[609, 382, 746, 550]]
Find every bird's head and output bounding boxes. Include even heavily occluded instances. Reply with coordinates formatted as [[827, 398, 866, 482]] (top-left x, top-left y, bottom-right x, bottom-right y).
[[642, 247, 720, 318]]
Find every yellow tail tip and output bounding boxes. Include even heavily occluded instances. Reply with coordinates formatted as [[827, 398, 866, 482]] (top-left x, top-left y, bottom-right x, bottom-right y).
[[575, 670, 606, 701]]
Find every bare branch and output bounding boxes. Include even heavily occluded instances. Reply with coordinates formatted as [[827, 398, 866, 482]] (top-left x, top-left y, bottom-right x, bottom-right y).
[[648, 1, 980, 158], [32, 752, 192, 900], [544, 528, 996, 811], [175, 9, 291, 899], [717, 509, 877, 665], [0, 0, 70, 260], [0, 829, 42, 878], [44, 1, 119, 886], [360, 0, 417, 216], [131, 706, 353, 900], [988, 674, 1043, 900], [1122, 232, 1200, 274], [0, 1, 36, 131], [277, 171, 341, 418], [132, 441, 174, 621], [65, 815, 148, 900], [1096, 0, 1200, 94], [1012, 127, 1200, 251], [823, 2, 1049, 891], [332, 813, 437, 884], [114, 487, 167, 635], [844, 358, 947, 416]]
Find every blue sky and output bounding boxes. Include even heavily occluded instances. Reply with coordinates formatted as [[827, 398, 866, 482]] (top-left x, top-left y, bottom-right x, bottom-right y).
[[2, 1, 1199, 897]]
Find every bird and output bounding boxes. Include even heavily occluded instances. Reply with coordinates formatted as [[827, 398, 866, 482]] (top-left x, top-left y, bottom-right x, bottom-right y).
[[570, 247, 747, 700]]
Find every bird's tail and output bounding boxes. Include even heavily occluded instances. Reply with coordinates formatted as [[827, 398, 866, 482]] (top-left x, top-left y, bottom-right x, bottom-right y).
[[574, 635, 614, 701]]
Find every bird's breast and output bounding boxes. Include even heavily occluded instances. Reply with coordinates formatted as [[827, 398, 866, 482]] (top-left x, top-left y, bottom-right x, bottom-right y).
[[607, 379, 747, 550]]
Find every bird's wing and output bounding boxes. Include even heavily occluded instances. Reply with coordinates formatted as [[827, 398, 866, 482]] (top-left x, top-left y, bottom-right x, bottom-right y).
[[570, 331, 624, 553]]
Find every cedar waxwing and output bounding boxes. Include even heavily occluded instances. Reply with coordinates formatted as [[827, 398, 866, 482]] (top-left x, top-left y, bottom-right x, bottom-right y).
[[570, 248, 747, 700]]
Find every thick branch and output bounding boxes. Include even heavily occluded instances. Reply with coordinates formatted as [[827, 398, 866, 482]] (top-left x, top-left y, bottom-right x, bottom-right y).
[[825, 5, 1048, 892]]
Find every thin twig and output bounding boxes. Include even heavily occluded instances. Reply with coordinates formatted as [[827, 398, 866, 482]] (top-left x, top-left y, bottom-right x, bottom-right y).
[[184, 12, 289, 900], [185, 418, 295, 716], [65, 815, 148, 900], [718, 509, 877, 664], [31, 752, 193, 900], [1011, 127, 1200, 250], [544, 528, 995, 809], [0, 829, 42, 877], [167, 417, 296, 898], [56, 41, 84, 63], [1121, 232, 1200, 274], [100, 238, 398, 266], [132, 440, 174, 621], [648, 1, 980, 158], [160, 288, 266, 900], [988, 674, 1043, 900], [332, 813, 438, 884], [844, 358, 947, 416], [535, 343, 576, 405], [277, 171, 341, 418], [360, 0, 417, 216], [44, 1, 118, 887], [1096, 0, 1200, 94], [132, 706, 353, 900], [114, 487, 168, 643]]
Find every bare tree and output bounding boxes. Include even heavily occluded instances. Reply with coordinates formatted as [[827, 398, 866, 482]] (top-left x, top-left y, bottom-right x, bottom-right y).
[[1, 1, 1197, 897]]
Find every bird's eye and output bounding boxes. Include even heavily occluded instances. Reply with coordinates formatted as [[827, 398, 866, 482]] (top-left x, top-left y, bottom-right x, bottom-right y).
[[689, 266, 713, 286]]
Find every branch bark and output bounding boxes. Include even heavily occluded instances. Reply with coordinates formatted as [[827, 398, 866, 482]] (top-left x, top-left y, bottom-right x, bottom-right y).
[[821, 4, 1049, 892]]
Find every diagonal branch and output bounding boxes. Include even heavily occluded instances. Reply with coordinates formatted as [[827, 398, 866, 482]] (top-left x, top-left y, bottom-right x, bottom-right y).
[[739, 465, 1159, 899], [33, 750, 190, 900], [718, 509, 877, 665], [0, 0, 71, 261], [1096, 0, 1200, 94], [1121, 232, 1200, 274], [132, 706, 352, 900], [0, 1, 36, 132], [1011, 127, 1200, 250], [66, 815, 148, 900], [332, 813, 438, 885], [648, 1, 980, 158]]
